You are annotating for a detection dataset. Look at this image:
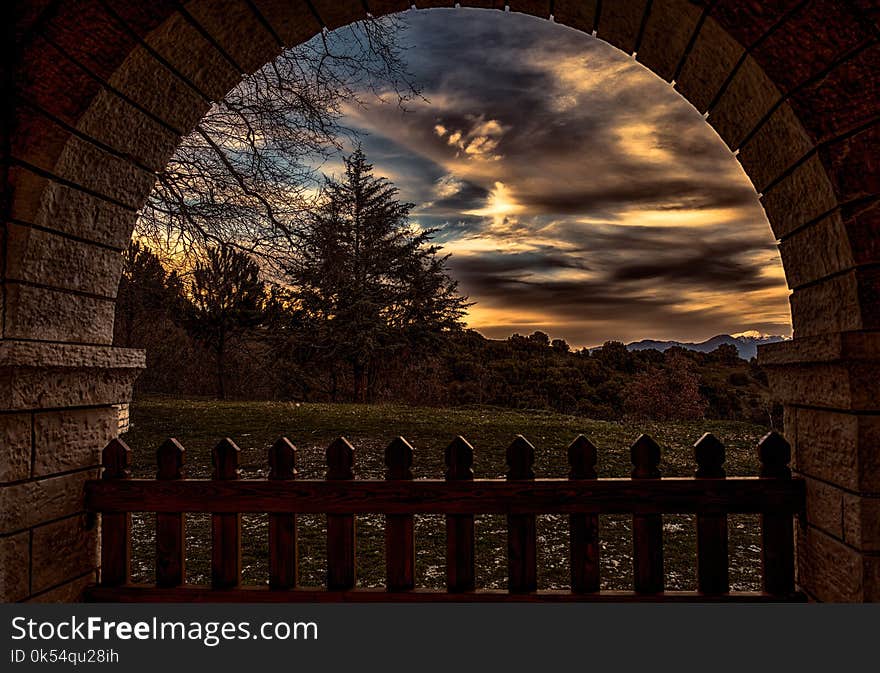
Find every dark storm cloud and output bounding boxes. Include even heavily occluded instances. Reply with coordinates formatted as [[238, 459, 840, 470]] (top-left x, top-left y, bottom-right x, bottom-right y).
[[330, 8, 791, 345]]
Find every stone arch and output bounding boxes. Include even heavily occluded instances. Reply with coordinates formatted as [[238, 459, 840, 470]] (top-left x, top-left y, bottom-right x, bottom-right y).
[[3, 0, 878, 601]]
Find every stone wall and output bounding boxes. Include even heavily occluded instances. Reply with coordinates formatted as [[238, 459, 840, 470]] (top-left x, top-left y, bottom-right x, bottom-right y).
[[4, 0, 879, 601]]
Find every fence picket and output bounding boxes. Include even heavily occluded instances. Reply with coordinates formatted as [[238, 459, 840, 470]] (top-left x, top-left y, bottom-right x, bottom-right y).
[[568, 435, 600, 593], [211, 438, 241, 589], [269, 437, 298, 590], [445, 436, 475, 592], [507, 435, 537, 593], [385, 437, 415, 591], [759, 432, 795, 596], [85, 429, 805, 603], [156, 439, 185, 588], [631, 434, 664, 593], [327, 437, 356, 591], [694, 433, 728, 594], [100, 438, 131, 587]]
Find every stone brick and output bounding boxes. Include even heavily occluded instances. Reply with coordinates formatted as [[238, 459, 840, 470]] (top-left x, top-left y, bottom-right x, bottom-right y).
[[789, 43, 880, 144], [597, 0, 648, 55], [787, 407, 880, 492], [760, 155, 839, 239], [186, 0, 283, 75], [637, 0, 702, 82], [15, 35, 103, 127], [251, 0, 322, 46], [8, 167, 136, 249], [312, 0, 368, 30], [0, 532, 30, 602], [4, 223, 123, 298], [143, 11, 242, 100], [107, 47, 207, 139], [820, 123, 880, 204], [709, 55, 781, 151], [797, 524, 865, 602], [52, 136, 157, 210], [31, 515, 99, 594], [0, 414, 32, 483], [843, 494, 880, 552], [760, 331, 880, 367], [710, 0, 803, 50], [866, 556, 880, 602], [507, 1, 551, 18], [40, 0, 138, 82], [751, 0, 873, 95], [0, 343, 145, 412], [28, 572, 96, 603], [1, 365, 143, 412], [11, 106, 73, 177], [803, 476, 844, 540], [33, 408, 116, 477], [78, 85, 187, 173], [675, 16, 743, 113], [789, 271, 862, 338], [0, 470, 96, 534], [843, 199, 880, 267], [3, 284, 116, 344], [98, 0, 178, 39], [777, 212, 853, 289], [738, 102, 814, 192], [770, 359, 880, 412], [552, 0, 599, 34]]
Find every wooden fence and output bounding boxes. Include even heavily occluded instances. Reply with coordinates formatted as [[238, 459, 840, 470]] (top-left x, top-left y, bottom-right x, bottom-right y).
[[84, 432, 805, 602]]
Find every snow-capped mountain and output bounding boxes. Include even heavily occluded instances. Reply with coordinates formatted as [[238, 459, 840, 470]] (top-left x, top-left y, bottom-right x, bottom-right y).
[[626, 332, 790, 360]]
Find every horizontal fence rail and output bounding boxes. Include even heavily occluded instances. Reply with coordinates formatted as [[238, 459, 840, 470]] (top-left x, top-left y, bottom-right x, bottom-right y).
[[84, 432, 805, 603]]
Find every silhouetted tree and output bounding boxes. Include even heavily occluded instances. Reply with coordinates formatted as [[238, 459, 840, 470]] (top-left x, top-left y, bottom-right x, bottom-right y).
[[184, 246, 267, 399], [287, 148, 469, 400], [115, 242, 182, 348]]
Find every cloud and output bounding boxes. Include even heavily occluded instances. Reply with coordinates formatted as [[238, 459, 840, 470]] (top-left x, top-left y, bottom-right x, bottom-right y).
[[316, 8, 791, 346]]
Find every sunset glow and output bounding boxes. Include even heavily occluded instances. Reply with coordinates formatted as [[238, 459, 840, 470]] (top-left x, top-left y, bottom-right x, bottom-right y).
[[323, 8, 792, 347]]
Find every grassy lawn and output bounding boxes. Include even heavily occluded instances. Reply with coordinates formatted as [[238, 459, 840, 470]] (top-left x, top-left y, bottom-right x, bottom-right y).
[[125, 397, 770, 591]]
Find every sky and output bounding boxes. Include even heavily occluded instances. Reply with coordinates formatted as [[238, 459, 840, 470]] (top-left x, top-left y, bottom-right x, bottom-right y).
[[324, 8, 791, 348]]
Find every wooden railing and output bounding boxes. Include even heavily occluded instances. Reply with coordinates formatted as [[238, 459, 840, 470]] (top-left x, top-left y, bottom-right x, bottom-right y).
[[84, 431, 805, 602]]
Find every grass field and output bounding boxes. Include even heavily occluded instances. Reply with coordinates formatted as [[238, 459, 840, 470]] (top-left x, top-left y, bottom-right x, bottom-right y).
[[125, 397, 771, 591]]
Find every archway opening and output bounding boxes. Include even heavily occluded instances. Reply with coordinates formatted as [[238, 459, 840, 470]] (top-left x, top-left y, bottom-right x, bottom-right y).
[[8, 0, 878, 604], [118, 7, 792, 593]]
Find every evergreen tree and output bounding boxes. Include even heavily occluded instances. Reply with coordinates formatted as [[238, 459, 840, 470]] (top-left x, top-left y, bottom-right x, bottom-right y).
[[115, 242, 182, 348], [184, 246, 267, 399], [287, 148, 469, 401]]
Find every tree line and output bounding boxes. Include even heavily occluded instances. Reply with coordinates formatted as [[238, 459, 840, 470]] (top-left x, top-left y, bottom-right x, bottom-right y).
[[119, 17, 778, 426], [116, 151, 778, 426]]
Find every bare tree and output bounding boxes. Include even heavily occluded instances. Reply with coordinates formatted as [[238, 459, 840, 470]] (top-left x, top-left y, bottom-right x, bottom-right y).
[[137, 15, 420, 273]]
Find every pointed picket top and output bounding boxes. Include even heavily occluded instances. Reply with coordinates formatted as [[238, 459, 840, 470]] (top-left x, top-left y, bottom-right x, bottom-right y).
[[630, 434, 662, 479], [326, 437, 355, 480], [758, 431, 791, 478], [212, 438, 241, 480], [445, 436, 474, 481], [506, 435, 536, 480], [102, 438, 131, 480], [694, 433, 725, 478], [157, 438, 185, 480], [269, 437, 297, 480], [385, 437, 414, 480], [567, 435, 598, 480]]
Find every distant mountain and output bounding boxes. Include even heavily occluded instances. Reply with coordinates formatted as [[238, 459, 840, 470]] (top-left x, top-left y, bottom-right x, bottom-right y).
[[625, 331, 790, 360]]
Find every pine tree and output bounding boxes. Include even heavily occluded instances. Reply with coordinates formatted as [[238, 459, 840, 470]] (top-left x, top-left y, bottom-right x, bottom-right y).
[[184, 246, 267, 399], [287, 148, 469, 401], [114, 242, 182, 348]]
